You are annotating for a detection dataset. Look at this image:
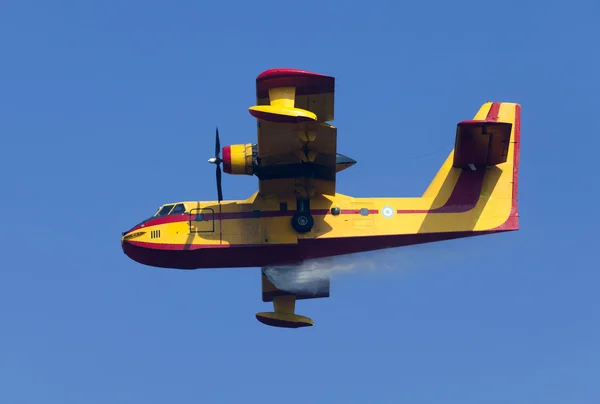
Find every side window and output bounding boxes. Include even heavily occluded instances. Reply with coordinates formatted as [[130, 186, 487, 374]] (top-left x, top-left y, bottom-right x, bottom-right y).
[[170, 203, 185, 215]]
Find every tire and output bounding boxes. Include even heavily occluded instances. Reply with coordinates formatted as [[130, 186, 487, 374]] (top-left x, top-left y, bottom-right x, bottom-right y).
[[291, 212, 314, 233]]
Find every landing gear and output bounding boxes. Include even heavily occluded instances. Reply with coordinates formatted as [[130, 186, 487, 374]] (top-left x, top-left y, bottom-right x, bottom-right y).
[[292, 212, 314, 233], [292, 198, 314, 233]]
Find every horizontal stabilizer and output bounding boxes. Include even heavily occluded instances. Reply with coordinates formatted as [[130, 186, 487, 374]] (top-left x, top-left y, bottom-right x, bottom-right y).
[[453, 120, 512, 168]]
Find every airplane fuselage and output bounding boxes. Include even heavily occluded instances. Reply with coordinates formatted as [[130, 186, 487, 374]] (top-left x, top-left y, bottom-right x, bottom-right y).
[[122, 101, 520, 272], [121, 157, 518, 270]]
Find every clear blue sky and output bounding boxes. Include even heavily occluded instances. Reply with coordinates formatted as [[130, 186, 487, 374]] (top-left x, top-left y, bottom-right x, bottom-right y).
[[2, 0, 599, 402]]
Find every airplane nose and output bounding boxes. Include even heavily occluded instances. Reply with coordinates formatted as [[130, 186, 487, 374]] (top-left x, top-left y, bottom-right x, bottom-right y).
[[121, 230, 135, 245], [121, 232, 131, 257]]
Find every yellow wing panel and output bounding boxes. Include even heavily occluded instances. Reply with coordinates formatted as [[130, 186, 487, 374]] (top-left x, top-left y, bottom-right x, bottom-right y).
[[256, 121, 336, 164], [251, 68, 338, 198]]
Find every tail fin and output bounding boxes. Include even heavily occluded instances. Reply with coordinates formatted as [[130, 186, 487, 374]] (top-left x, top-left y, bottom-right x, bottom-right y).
[[420, 102, 520, 232]]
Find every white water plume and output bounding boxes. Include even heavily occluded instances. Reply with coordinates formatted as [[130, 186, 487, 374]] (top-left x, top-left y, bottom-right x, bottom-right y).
[[262, 243, 469, 295]]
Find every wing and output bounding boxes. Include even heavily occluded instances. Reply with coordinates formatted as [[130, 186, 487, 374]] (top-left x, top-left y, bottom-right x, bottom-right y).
[[248, 68, 337, 198]]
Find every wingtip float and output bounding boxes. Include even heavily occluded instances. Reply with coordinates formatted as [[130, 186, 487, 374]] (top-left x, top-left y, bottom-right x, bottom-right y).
[[122, 68, 521, 329]]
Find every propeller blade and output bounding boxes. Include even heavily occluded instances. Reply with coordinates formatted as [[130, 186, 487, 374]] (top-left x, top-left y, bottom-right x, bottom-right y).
[[216, 164, 223, 203], [215, 126, 221, 158]]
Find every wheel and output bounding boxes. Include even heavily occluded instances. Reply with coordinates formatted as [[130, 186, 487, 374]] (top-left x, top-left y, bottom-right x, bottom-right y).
[[291, 212, 314, 233]]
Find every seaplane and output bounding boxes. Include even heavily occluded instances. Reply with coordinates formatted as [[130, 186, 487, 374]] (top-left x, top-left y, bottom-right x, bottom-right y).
[[121, 68, 521, 328]]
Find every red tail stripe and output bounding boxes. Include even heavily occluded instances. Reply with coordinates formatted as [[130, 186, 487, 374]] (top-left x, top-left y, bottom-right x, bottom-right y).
[[490, 103, 520, 230], [486, 102, 501, 121], [397, 169, 485, 214]]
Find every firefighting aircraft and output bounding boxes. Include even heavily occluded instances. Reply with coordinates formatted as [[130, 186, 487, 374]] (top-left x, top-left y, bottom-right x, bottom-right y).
[[121, 68, 520, 329]]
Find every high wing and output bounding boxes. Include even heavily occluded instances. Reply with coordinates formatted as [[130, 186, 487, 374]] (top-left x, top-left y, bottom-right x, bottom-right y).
[[248, 68, 337, 198]]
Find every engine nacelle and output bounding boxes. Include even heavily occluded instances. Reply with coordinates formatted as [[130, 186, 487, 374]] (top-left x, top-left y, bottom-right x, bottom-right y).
[[222, 144, 255, 175], [220, 143, 357, 179]]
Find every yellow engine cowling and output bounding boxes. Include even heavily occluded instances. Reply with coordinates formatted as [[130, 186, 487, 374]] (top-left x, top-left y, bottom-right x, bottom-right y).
[[222, 144, 254, 175]]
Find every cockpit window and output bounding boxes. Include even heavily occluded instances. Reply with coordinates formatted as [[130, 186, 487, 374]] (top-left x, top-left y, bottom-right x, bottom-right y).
[[154, 205, 174, 217], [153, 203, 186, 218], [171, 203, 185, 215]]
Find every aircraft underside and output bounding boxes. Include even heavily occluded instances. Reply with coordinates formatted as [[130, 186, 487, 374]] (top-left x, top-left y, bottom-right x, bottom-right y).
[[122, 229, 505, 270]]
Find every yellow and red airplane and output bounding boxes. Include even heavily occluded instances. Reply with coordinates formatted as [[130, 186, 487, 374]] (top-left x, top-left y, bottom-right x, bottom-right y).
[[121, 68, 521, 329]]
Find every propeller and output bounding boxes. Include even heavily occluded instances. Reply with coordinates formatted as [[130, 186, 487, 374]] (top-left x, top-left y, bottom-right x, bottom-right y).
[[208, 126, 224, 203]]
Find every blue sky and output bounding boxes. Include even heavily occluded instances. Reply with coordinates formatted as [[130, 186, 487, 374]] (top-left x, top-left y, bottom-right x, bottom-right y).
[[1, 0, 599, 402]]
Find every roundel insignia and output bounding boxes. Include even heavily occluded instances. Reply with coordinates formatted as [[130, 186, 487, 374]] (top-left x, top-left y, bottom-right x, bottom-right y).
[[382, 206, 394, 218]]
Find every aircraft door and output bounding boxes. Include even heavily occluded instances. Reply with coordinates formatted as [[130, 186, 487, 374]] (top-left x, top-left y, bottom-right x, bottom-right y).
[[189, 207, 217, 234]]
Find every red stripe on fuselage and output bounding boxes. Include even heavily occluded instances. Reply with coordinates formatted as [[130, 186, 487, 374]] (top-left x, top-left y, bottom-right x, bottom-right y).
[[126, 209, 380, 232], [126, 166, 487, 235]]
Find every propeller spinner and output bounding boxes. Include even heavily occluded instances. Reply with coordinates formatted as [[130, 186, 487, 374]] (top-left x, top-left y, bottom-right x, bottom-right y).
[[208, 127, 224, 203]]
